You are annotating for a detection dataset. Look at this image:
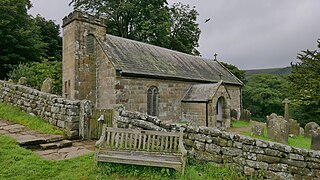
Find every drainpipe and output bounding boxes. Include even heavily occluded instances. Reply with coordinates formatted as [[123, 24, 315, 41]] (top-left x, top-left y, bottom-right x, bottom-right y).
[[206, 102, 209, 127]]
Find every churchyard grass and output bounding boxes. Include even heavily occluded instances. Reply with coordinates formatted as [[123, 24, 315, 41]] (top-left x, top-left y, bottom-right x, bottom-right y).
[[231, 120, 252, 128], [0, 102, 63, 135], [0, 135, 252, 180], [242, 129, 311, 149]]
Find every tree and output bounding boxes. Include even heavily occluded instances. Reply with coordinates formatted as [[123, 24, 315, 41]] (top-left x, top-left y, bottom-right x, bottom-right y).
[[34, 15, 62, 61], [69, 0, 201, 55], [243, 74, 288, 120], [220, 62, 247, 83], [0, 0, 45, 79], [168, 3, 201, 55], [288, 39, 320, 125]]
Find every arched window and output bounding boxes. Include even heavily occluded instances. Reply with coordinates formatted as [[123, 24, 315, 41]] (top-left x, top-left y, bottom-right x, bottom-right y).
[[147, 87, 159, 116]]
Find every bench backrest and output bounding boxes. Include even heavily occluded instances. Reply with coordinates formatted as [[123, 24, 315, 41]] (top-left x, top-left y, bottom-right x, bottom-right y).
[[101, 126, 183, 154]]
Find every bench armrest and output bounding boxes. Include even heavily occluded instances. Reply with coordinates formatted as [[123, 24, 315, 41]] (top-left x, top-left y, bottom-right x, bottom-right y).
[[95, 124, 107, 148], [179, 128, 187, 156]]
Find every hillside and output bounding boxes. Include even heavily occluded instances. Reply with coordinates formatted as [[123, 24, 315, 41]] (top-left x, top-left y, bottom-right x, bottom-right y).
[[245, 66, 291, 77]]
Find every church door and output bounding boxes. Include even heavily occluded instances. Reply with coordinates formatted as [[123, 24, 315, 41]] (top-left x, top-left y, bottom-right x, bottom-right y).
[[216, 97, 223, 128]]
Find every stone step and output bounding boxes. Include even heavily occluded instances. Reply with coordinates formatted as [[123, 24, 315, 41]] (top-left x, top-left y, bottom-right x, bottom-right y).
[[40, 140, 73, 150]]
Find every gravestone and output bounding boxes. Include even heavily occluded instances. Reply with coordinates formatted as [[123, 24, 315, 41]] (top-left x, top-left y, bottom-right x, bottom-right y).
[[288, 119, 300, 136], [41, 78, 53, 93], [251, 125, 264, 136], [311, 128, 320, 150], [267, 117, 289, 144], [18, 77, 27, 85], [7, 79, 13, 83], [300, 127, 304, 136], [305, 122, 319, 138], [240, 109, 251, 122], [231, 109, 238, 120]]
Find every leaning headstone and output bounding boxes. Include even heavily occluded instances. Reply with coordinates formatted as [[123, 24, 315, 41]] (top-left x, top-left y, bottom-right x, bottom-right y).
[[41, 77, 53, 93], [300, 127, 304, 136], [267, 117, 289, 144], [231, 109, 238, 120], [305, 122, 319, 138], [18, 77, 27, 85], [251, 125, 264, 137], [266, 113, 278, 127], [311, 128, 320, 150], [288, 119, 300, 136], [240, 109, 251, 122]]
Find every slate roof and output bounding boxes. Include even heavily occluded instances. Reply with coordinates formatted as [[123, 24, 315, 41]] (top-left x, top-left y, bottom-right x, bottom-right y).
[[103, 34, 242, 85], [182, 82, 229, 102]]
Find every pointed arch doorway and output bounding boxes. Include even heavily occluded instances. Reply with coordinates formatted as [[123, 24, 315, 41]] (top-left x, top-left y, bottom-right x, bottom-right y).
[[216, 97, 224, 128]]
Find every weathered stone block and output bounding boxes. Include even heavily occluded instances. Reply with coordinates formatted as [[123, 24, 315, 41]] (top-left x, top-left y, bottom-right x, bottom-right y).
[[288, 153, 304, 161], [205, 143, 221, 154], [194, 141, 205, 151], [221, 147, 242, 157], [257, 154, 280, 163], [288, 166, 312, 176], [268, 163, 288, 172], [280, 158, 306, 168], [246, 160, 268, 170], [57, 120, 65, 128]]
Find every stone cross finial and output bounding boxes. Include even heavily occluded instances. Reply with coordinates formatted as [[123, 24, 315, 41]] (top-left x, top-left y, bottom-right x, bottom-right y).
[[282, 98, 290, 121], [214, 53, 218, 60]]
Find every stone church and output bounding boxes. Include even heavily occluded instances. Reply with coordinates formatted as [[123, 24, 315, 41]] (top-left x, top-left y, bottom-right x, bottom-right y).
[[62, 11, 243, 128]]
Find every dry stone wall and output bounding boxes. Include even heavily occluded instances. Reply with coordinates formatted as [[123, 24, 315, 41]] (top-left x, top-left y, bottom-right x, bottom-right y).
[[0, 80, 92, 138], [115, 107, 320, 179]]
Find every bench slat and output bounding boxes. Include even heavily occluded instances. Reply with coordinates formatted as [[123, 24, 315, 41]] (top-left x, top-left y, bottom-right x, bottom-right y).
[[138, 134, 142, 150], [106, 131, 111, 146], [106, 127, 179, 137], [143, 134, 147, 150], [165, 136, 169, 152], [173, 137, 178, 151], [120, 132, 124, 149], [124, 133, 128, 149]]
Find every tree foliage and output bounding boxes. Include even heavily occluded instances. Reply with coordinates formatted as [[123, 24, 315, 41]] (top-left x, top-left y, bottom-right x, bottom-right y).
[[34, 15, 62, 61], [0, 0, 45, 79], [220, 62, 247, 83], [288, 39, 320, 125], [243, 74, 288, 120], [8, 60, 62, 95], [168, 3, 201, 55], [69, 0, 201, 55]]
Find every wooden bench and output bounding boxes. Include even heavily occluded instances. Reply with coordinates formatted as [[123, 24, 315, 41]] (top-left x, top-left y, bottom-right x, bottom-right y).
[[94, 125, 187, 174]]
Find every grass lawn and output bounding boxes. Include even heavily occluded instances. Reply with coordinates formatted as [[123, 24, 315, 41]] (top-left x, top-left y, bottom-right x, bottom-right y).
[[0, 102, 63, 135], [231, 120, 252, 128], [242, 129, 311, 149], [0, 135, 251, 180]]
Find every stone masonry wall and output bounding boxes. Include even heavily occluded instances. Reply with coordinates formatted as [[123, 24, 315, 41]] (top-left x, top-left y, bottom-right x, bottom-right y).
[[115, 107, 320, 179], [0, 80, 92, 138]]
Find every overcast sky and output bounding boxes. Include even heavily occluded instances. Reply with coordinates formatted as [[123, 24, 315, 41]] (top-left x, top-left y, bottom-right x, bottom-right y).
[[29, 0, 320, 70]]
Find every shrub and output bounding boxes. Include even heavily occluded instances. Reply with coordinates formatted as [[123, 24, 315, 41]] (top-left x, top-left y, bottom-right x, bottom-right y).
[[8, 59, 62, 95]]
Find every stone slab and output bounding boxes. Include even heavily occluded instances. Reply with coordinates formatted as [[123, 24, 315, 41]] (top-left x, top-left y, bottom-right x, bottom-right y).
[[2, 124, 25, 130], [15, 134, 46, 145], [65, 149, 92, 159]]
